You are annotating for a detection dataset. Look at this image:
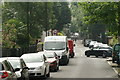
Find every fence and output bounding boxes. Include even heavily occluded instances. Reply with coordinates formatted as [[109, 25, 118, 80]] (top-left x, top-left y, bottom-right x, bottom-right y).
[[1, 44, 42, 57]]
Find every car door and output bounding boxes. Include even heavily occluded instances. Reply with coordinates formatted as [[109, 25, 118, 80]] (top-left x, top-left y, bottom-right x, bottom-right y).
[[54, 53, 59, 65], [43, 55, 49, 74], [3, 60, 17, 80], [20, 59, 29, 80]]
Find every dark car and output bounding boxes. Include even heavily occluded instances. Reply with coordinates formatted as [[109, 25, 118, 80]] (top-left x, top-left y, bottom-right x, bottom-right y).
[[7, 57, 29, 80], [85, 45, 112, 58], [112, 44, 120, 64], [44, 52, 59, 72]]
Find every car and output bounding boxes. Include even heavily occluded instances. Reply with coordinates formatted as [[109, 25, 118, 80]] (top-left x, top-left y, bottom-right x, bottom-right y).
[[0, 58, 18, 80], [21, 53, 50, 78], [43, 52, 59, 72], [112, 44, 120, 64], [89, 41, 97, 48], [6, 57, 29, 80], [83, 39, 92, 47], [85, 44, 112, 58]]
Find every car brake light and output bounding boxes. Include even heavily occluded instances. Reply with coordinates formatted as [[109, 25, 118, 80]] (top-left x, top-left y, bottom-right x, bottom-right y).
[[1, 72, 9, 78], [51, 61, 57, 64]]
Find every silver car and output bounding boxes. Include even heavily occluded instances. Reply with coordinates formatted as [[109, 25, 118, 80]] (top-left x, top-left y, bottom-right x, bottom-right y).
[[21, 53, 50, 78], [0, 58, 18, 80], [6, 57, 29, 80]]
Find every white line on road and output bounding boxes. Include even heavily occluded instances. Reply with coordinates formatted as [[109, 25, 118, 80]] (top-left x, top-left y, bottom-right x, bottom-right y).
[[107, 61, 118, 74]]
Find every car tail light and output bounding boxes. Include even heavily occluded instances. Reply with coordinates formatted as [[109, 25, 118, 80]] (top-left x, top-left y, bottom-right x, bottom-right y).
[[112, 53, 115, 56], [51, 61, 57, 64], [0, 72, 9, 78]]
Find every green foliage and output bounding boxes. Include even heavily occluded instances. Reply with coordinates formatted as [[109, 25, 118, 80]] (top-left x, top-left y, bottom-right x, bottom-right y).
[[2, 2, 71, 48]]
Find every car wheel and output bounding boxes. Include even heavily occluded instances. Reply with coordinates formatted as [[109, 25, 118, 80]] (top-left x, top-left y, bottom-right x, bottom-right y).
[[46, 71, 50, 77], [95, 55, 98, 57], [86, 55, 90, 57], [112, 57, 115, 63], [102, 54, 106, 58], [42, 69, 47, 78], [117, 58, 120, 65], [71, 52, 75, 58], [57, 64, 59, 71]]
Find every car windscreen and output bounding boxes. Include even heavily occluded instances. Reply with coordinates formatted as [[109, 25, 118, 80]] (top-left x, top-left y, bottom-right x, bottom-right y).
[[8, 60, 21, 69], [22, 54, 44, 63], [44, 42, 66, 50], [44, 53, 54, 58], [114, 44, 120, 51]]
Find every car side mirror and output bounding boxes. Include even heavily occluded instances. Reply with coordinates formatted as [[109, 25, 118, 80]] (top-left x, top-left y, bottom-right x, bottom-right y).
[[74, 44, 75, 46], [23, 67, 29, 70], [14, 68, 20, 72]]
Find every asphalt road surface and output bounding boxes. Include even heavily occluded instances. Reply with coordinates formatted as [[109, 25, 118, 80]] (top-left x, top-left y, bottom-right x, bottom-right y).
[[49, 40, 118, 79]]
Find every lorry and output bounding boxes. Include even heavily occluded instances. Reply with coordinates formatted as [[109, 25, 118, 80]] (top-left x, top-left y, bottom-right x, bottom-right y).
[[68, 40, 75, 58], [44, 36, 69, 65]]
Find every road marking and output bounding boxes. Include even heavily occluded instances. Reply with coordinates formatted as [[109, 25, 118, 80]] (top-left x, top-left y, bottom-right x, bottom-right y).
[[107, 61, 118, 74]]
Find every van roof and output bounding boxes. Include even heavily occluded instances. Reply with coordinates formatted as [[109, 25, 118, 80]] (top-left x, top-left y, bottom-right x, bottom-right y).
[[44, 36, 67, 42]]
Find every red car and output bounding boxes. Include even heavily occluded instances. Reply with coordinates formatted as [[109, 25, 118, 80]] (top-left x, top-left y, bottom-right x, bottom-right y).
[[44, 52, 59, 72], [68, 40, 75, 58]]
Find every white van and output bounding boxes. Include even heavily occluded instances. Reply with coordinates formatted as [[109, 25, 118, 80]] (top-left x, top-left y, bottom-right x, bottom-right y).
[[44, 36, 69, 65]]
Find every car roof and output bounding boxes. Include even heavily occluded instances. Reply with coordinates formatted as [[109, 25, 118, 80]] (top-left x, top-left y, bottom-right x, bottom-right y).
[[21, 53, 44, 57], [3, 57, 21, 60], [0, 58, 8, 62]]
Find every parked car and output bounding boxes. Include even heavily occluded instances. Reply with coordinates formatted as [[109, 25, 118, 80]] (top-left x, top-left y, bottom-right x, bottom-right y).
[[112, 44, 120, 64], [68, 40, 75, 58], [85, 45, 112, 58], [0, 58, 18, 80], [43, 52, 59, 72], [83, 39, 92, 47], [21, 53, 50, 78], [6, 57, 29, 80], [89, 41, 97, 48]]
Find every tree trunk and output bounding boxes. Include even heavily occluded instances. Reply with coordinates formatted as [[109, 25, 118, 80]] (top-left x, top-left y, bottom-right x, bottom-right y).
[[118, 2, 120, 43]]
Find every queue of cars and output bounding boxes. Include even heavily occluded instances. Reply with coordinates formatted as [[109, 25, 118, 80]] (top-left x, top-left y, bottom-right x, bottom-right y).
[[84, 39, 112, 58], [0, 36, 75, 80], [83, 39, 120, 65]]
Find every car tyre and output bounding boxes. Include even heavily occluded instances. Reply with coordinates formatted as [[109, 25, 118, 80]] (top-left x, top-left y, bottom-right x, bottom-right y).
[[95, 55, 98, 57], [46, 71, 50, 77], [102, 54, 106, 58], [42, 69, 47, 79], [86, 55, 90, 57]]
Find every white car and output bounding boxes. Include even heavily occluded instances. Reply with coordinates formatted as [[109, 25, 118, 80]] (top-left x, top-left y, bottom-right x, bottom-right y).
[[21, 53, 50, 78], [0, 58, 18, 80], [6, 57, 29, 80]]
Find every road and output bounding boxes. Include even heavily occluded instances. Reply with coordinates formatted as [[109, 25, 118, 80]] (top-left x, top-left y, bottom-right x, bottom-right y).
[[48, 40, 118, 79]]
